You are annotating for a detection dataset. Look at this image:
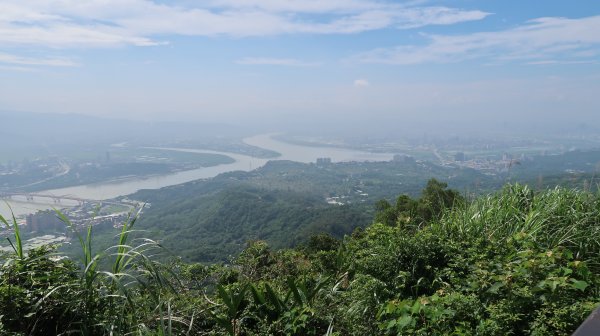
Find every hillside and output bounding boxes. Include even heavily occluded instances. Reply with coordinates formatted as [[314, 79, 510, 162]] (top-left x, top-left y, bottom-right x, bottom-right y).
[[2, 183, 599, 334], [130, 160, 498, 262], [136, 185, 369, 262], [130, 150, 600, 263]]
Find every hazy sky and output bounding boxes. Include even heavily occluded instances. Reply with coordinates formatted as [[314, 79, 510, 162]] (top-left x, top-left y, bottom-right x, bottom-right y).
[[1, 1, 599, 127]]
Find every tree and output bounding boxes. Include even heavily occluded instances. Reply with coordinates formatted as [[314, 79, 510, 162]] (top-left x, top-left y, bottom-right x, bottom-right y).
[[374, 199, 397, 226], [418, 178, 463, 222], [374, 179, 463, 227]]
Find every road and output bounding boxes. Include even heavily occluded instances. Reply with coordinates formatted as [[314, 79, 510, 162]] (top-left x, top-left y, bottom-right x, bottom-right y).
[[12, 160, 71, 190]]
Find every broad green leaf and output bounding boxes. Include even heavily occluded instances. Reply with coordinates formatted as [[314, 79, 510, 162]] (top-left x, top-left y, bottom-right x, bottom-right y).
[[487, 282, 503, 294], [397, 315, 413, 328], [571, 279, 589, 292]]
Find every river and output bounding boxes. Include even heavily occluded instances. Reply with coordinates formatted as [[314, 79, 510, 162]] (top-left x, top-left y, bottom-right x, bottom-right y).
[[1, 134, 393, 218]]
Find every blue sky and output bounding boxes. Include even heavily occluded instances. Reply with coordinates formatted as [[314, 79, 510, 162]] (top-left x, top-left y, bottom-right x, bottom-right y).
[[1, 0, 599, 127]]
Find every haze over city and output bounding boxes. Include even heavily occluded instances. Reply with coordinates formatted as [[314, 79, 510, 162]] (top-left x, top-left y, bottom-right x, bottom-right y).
[[1, 0, 599, 131]]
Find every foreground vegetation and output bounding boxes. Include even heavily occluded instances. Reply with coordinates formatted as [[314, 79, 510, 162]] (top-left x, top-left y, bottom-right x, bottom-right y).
[[1, 181, 599, 334]]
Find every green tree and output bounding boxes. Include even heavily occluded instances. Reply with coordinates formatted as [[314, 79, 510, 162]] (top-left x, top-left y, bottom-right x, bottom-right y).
[[374, 179, 461, 227], [417, 178, 463, 222]]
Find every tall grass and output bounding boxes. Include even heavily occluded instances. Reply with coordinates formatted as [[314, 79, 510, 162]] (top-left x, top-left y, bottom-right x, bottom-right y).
[[56, 205, 178, 333], [0, 204, 184, 334], [433, 184, 600, 260], [0, 203, 23, 259]]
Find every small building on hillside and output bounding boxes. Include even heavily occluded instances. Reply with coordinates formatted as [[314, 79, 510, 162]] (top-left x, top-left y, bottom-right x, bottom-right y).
[[316, 157, 332, 166], [393, 154, 415, 163], [454, 152, 466, 162]]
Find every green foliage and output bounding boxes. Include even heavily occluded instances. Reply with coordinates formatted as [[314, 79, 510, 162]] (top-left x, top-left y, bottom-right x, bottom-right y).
[[128, 159, 498, 263], [1, 182, 600, 335], [419, 178, 465, 222], [374, 178, 463, 227], [0, 245, 81, 335], [0, 208, 183, 335], [371, 184, 600, 335], [0, 211, 23, 259], [135, 185, 370, 262], [436, 183, 600, 262], [213, 284, 249, 335]]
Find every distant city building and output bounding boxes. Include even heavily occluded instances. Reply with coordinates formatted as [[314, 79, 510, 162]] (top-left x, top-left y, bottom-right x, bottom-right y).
[[316, 157, 332, 166], [454, 152, 466, 162], [25, 210, 64, 233], [393, 154, 415, 163]]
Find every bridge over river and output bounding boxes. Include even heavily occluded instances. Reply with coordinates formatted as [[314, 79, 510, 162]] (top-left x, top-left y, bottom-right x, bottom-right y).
[[0, 192, 94, 205]]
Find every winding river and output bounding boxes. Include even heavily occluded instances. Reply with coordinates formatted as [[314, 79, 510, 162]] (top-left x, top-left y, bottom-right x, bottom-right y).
[[1, 134, 393, 217]]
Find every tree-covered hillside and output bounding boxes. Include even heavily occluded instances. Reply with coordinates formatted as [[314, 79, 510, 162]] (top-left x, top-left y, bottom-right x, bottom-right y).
[[130, 160, 499, 262], [1, 183, 599, 335], [130, 154, 600, 263], [137, 185, 369, 262]]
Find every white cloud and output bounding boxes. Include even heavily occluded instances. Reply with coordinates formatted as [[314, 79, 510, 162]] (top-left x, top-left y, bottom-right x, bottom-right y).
[[236, 58, 321, 67], [11, 30, 150, 48], [394, 6, 491, 29], [207, 0, 380, 13], [0, 65, 38, 72], [352, 15, 600, 65], [0, 1, 490, 48], [0, 52, 78, 67], [527, 60, 599, 65], [353, 79, 370, 87]]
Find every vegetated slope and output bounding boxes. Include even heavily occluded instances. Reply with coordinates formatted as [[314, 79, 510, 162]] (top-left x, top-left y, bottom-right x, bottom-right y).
[[130, 153, 600, 263], [194, 183, 600, 335], [3, 183, 599, 335], [509, 149, 600, 178], [337, 184, 600, 335], [131, 160, 496, 262], [137, 185, 369, 262], [238, 159, 496, 199]]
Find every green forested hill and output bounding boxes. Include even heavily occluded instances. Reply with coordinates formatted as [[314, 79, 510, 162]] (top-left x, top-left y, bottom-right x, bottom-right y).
[[134, 159, 497, 205], [129, 153, 600, 263], [137, 185, 369, 262], [131, 160, 498, 262]]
